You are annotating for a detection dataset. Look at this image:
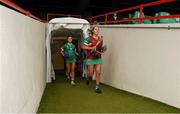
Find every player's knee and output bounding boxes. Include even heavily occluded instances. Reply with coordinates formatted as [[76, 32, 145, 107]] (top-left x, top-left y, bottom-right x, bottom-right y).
[[96, 71, 101, 76]]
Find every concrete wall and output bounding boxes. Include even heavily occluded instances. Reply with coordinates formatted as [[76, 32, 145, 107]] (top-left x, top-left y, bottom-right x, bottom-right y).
[[0, 5, 46, 112], [100, 24, 180, 108]]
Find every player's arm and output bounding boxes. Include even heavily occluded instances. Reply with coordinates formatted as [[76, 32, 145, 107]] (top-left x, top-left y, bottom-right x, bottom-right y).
[[82, 37, 96, 51]]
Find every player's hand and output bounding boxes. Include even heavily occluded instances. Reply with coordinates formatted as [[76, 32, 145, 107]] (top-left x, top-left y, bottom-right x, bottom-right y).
[[91, 46, 96, 51]]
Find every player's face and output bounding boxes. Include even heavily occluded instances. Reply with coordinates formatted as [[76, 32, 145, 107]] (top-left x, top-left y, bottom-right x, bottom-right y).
[[67, 37, 73, 43], [93, 27, 99, 35]]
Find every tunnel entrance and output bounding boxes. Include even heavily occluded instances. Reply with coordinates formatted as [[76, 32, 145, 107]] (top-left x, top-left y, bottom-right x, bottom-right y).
[[46, 17, 90, 82]]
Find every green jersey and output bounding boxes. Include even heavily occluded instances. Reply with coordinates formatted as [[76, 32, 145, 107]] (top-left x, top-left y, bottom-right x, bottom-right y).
[[61, 43, 77, 63], [84, 37, 90, 46]]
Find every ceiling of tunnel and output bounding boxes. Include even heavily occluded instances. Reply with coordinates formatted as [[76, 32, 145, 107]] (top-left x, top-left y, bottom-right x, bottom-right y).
[[3, 0, 180, 20], [51, 28, 83, 39]]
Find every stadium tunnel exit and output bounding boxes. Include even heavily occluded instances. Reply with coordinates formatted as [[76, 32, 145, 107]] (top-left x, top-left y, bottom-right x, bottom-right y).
[[46, 17, 90, 82]]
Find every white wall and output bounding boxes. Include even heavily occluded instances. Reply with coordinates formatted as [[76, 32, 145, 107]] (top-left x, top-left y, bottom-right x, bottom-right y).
[[100, 24, 180, 108], [0, 5, 46, 113]]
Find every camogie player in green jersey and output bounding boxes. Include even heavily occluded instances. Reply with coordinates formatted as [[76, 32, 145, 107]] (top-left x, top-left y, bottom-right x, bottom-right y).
[[61, 36, 78, 85]]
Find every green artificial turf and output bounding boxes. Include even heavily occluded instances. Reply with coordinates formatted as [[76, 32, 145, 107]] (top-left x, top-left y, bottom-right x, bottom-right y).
[[37, 74, 180, 113]]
